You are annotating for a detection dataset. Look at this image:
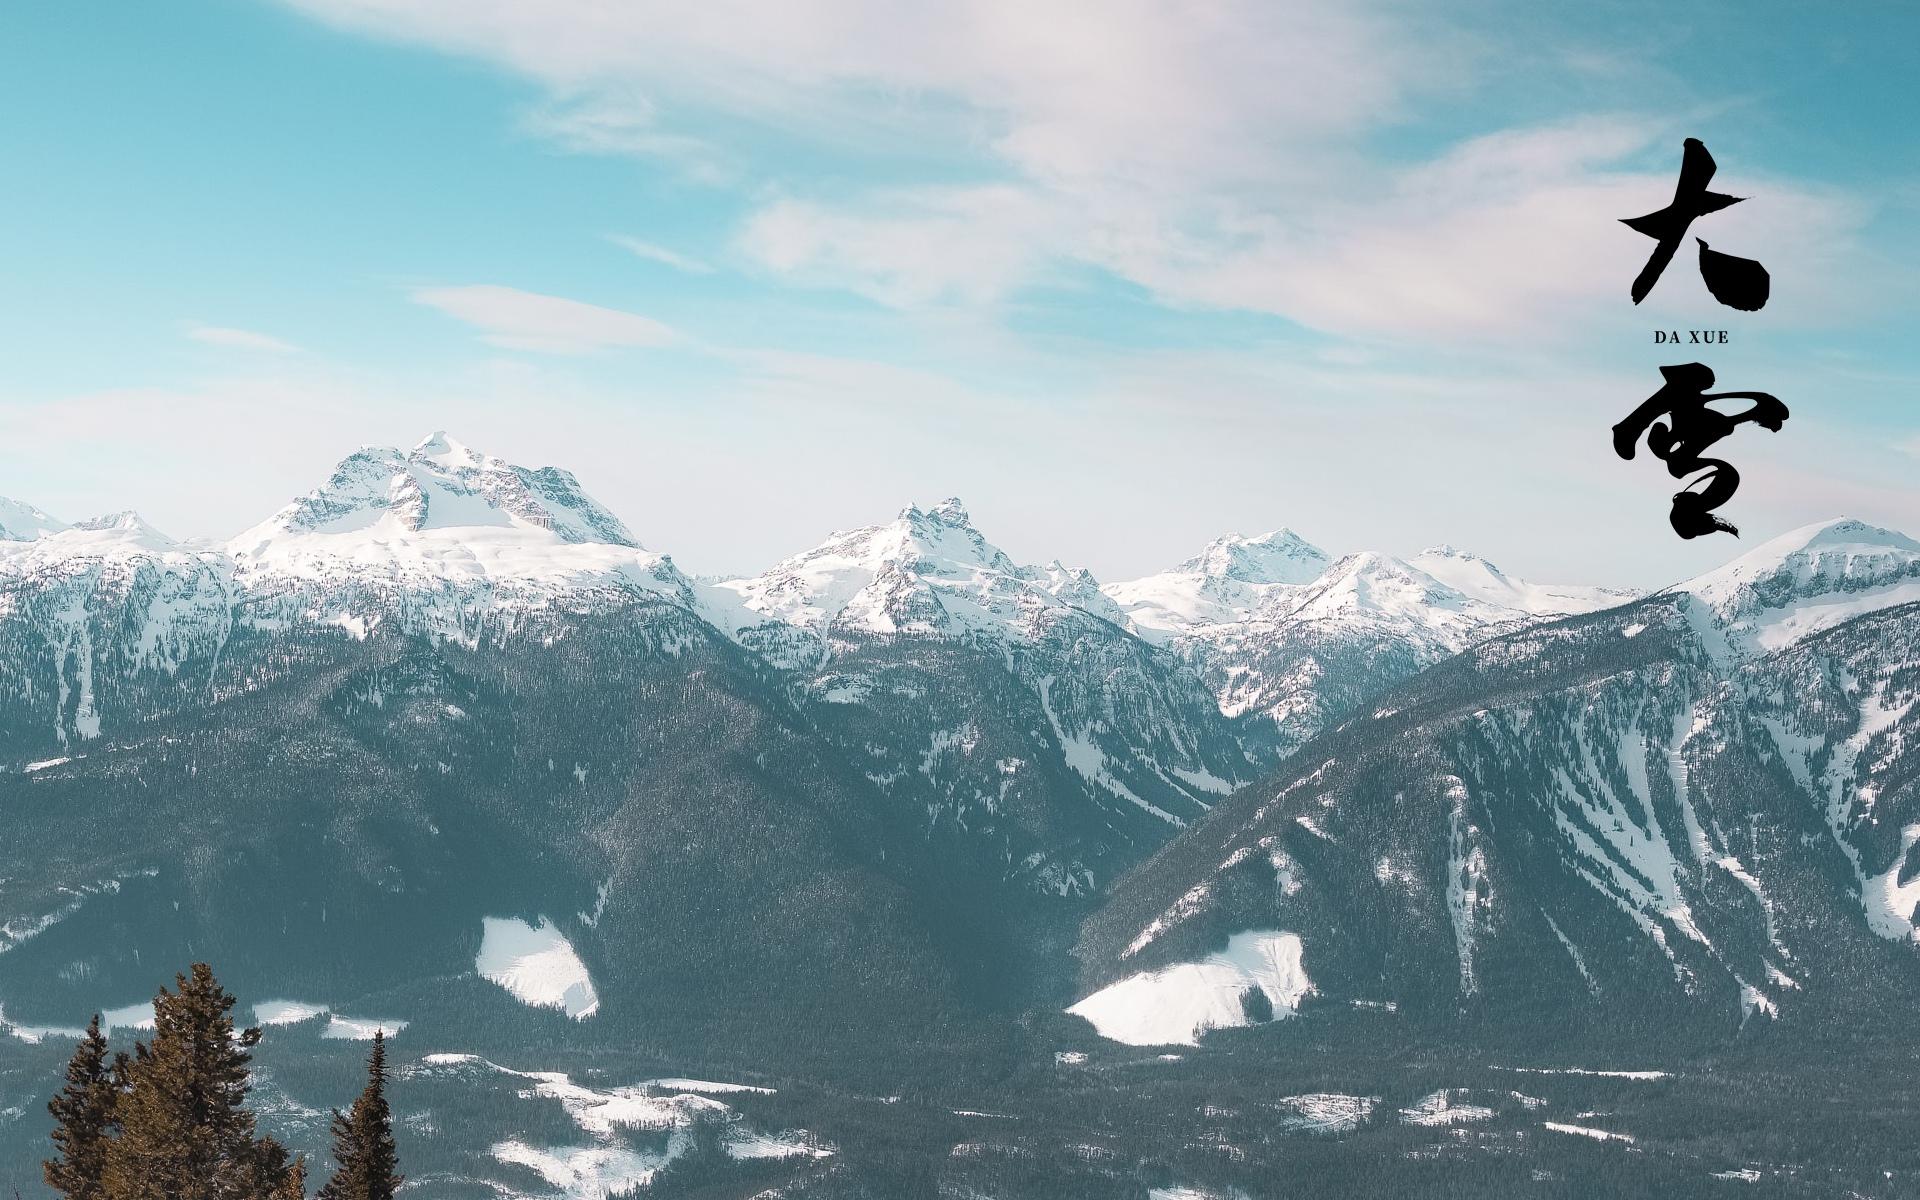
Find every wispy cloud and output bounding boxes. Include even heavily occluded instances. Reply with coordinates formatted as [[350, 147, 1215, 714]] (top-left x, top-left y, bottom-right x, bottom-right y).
[[280, 0, 1874, 344], [187, 325, 303, 353], [739, 186, 1058, 308], [606, 234, 713, 275], [410, 284, 679, 354], [521, 89, 736, 183]]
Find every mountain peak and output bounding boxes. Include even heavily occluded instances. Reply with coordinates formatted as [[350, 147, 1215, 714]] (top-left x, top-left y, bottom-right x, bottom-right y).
[[927, 497, 971, 527], [244, 436, 639, 549], [1680, 517, 1920, 652], [411, 429, 489, 470], [71, 510, 169, 538], [0, 497, 67, 542], [42, 510, 179, 553], [1178, 529, 1328, 585]]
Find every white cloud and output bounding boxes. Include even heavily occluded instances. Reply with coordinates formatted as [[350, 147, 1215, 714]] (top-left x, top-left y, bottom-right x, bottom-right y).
[[738, 186, 1059, 308], [606, 234, 713, 275], [523, 90, 736, 183], [280, 0, 1422, 186], [187, 325, 302, 353], [410, 284, 679, 354], [281, 1, 1872, 341]]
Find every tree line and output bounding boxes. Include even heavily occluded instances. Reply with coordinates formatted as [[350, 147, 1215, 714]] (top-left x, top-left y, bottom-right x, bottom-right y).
[[41, 962, 401, 1200]]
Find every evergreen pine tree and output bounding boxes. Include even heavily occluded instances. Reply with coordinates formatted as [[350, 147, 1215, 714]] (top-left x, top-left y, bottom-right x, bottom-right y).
[[243, 1136, 307, 1200], [316, 1030, 401, 1200], [99, 963, 288, 1200], [44, 1013, 123, 1200]]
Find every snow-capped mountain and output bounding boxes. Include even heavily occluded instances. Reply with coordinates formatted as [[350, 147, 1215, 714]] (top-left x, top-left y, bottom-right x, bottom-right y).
[[0, 436, 706, 753], [1075, 516, 1920, 1046], [0, 497, 67, 542], [708, 497, 1255, 896], [1106, 536, 1633, 759], [1676, 517, 1920, 656], [6, 437, 1920, 1195], [705, 498, 1127, 665], [1104, 529, 1329, 637], [0, 509, 230, 750], [227, 432, 692, 635]]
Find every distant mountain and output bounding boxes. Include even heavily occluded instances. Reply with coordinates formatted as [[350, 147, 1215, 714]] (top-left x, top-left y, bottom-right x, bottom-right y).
[[5, 441, 1918, 1197], [706, 497, 1256, 901], [1075, 518, 1920, 1046], [0, 497, 68, 542], [1104, 529, 1331, 636], [1106, 535, 1634, 758]]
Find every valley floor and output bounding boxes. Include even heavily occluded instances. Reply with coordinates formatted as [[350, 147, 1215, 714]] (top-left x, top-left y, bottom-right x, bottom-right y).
[[8, 1006, 1914, 1199]]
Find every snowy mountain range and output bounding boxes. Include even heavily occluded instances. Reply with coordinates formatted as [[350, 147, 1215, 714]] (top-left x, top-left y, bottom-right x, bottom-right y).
[[6, 433, 1920, 1197], [0, 433, 1632, 761], [1076, 516, 1920, 1044]]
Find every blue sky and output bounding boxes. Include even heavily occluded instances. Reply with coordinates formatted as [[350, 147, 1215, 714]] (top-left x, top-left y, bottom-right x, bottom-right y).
[[2, 0, 1916, 585]]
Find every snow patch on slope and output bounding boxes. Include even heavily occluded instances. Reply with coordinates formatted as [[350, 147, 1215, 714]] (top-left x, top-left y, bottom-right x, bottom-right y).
[[1068, 930, 1313, 1046], [476, 917, 600, 1019]]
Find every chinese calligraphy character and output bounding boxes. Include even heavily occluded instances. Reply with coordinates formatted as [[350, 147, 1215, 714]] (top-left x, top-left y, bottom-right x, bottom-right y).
[[1611, 362, 1787, 539], [1621, 138, 1770, 311]]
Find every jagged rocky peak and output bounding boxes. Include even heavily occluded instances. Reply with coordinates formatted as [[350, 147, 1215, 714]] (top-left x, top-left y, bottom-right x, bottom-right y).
[[710, 498, 1105, 640], [856, 496, 1013, 574], [239, 432, 639, 550], [0, 497, 68, 542], [1180, 529, 1330, 585], [924, 496, 971, 527], [1678, 516, 1920, 652]]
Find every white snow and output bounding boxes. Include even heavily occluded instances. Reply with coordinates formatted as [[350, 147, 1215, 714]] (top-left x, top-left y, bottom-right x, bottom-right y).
[[640, 1078, 776, 1095], [704, 497, 1123, 649], [1679, 518, 1920, 654], [1067, 930, 1313, 1047], [476, 916, 600, 1019], [1104, 529, 1329, 637], [492, 1139, 661, 1199], [1445, 778, 1488, 996], [253, 999, 328, 1026], [321, 1015, 407, 1039], [425, 1053, 822, 1196], [1543, 1121, 1635, 1144], [1862, 824, 1920, 942], [1399, 1090, 1495, 1127], [0, 1005, 86, 1043], [1273, 1092, 1377, 1134], [1497, 1066, 1669, 1080], [0, 496, 67, 542], [1408, 545, 1632, 618]]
